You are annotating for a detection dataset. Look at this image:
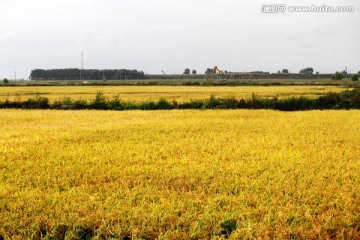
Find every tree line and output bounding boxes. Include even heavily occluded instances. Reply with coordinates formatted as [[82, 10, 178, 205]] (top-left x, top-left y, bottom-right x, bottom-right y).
[[30, 69, 145, 80]]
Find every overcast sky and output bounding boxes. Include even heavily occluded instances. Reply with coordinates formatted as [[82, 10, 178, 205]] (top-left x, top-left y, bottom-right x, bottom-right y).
[[1, 0, 359, 79]]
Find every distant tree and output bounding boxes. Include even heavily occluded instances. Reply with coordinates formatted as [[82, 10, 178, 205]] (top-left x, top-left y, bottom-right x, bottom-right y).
[[277, 70, 281, 73], [250, 71, 269, 74], [29, 68, 145, 81], [332, 71, 344, 80], [351, 74, 358, 81], [183, 68, 190, 74], [316, 71, 319, 74], [191, 69, 197, 74], [205, 68, 212, 74], [282, 69, 289, 73], [299, 67, 314, 74], [3, 78, 9, 84]]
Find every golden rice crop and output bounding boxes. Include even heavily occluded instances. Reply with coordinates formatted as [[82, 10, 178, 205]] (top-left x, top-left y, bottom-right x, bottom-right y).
[[0, 109, 359, 239], [0, 85, 349, 103]]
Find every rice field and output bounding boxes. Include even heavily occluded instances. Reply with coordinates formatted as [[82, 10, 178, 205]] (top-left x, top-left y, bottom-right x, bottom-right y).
[[0, 85, 349, 103], [0, 109, 359, 239]]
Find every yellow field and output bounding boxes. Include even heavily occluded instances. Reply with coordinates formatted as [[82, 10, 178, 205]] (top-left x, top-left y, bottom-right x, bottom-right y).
[[0, 109, 359, 239], [0, 85, 349, 103]]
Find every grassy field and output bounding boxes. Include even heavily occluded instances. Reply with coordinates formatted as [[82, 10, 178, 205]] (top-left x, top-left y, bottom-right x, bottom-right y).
[[0, 85, 350, 103], [0, 109, 359, 239]]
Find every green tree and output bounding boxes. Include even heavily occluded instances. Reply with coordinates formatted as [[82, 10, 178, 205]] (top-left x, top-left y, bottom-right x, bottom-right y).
[[192, 69, 197, 74], [183, 68, 190, 74], [205, 68, 212, 74], [282, 69, 289, 73], [299, 67, 314, 74], [250, 71, 269, 74], [3, 78, 9, 84], [332, 71, 344, 80], [351, 74, 358, 81]]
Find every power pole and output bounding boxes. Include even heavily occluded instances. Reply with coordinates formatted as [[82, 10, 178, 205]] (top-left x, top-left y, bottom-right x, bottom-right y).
[[80, 51, 83, 80], [345, 66, 348, 78]]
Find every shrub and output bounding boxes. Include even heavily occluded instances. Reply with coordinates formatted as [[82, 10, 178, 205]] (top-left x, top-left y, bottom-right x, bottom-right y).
[[204, 95, 222, 109], [23, 97, 50, 109], [221, 97, 238, 109], [119, 101, 137, 110], [338, 89, 360, 109], [108, 95, 122, 109], [275, 97, 314, 111], [317, 92, 340, 109], [257, 98, 276, 109], [332, 72, 344, 80], [157, 98, 174, 110], [3, 78, 9, 84], [248, 93, 262, 109], [61, 97, 74, 108], [178, 99, 204, 109], [351, 74, 358, 81], [238, 99, 247, 108], [73, 99, 88, 109], [139, 100, 157, 110], [90, 91, 108, 109]]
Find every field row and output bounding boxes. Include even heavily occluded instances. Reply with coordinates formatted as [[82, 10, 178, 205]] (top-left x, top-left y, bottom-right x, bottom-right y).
[[0, 109, 359, 238], [0, 85, 349, 103]]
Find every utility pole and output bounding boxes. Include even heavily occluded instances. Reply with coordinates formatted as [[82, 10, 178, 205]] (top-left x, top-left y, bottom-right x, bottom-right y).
[[80, 51, 83, 80], [345, 66, 348, 78], [14, 71, 16, 81]]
